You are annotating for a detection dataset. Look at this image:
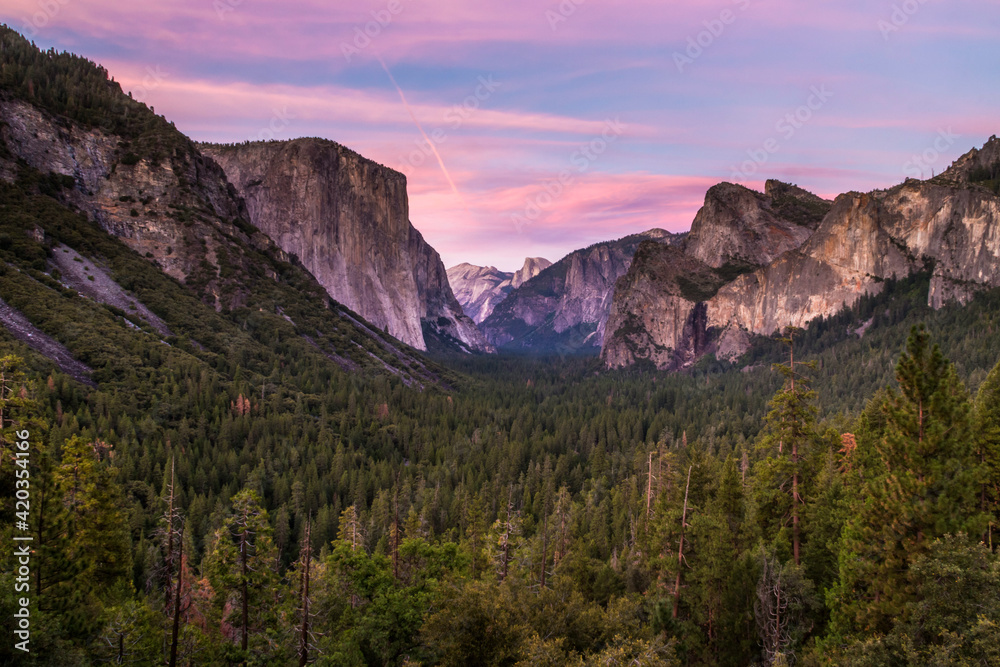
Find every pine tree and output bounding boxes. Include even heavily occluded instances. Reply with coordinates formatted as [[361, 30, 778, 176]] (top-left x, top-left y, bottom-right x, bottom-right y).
[[337, 504, 364, 553], [753, 329, 818, 566], [688, 457, 757, 666], [831, 326, 989, 636], [974, 359, 1000, 549], [204, 488, 278, 662]]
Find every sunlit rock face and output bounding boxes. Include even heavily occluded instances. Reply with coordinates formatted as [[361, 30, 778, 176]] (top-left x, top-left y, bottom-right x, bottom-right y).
[[481, 230, 684, 353], [202, 139, 493, 352], [601, 155, 1000, 369], [447, 257, 552, 324]]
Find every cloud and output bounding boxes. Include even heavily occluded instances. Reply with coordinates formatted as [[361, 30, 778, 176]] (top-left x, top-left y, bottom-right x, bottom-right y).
[[5, 0, 998, 268]]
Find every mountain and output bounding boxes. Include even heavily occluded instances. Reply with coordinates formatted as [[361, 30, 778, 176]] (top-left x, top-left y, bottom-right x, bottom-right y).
[[510, 256, 553, 289], [447, 256, 551, 324], [603, 147, 1000, 369], [200, 140, 493, 354], [684, 180, 830, 270], [0, 26, 452, 386], [480, 229, 684, 352]]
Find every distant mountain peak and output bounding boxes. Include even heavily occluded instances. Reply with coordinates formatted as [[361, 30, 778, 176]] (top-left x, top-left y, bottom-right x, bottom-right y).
[[447, 256, 551, 324], [603, 136, 1000, 370]]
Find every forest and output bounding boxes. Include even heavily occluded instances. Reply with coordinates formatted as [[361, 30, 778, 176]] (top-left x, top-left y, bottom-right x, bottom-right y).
[[1, 24, 1000, 666], [2, 274, 1000, 665]]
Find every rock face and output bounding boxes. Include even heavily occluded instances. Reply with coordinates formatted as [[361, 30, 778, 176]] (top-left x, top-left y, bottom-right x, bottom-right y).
[[0, 96, 262, 308], [511, 257, 552, 289], [447, 257, 552, 324], [603, 181, 828, 368], [683, 181, 825, 270], [603, 141, 1000, 369], [481, 230, 683, 352], [601, 243, 723, 369], [201, 139, 492, 353]]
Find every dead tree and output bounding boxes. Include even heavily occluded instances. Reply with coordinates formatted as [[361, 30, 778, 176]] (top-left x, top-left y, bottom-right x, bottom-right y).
[[298, 518, 313, 667], [672, 465, 693, 619]]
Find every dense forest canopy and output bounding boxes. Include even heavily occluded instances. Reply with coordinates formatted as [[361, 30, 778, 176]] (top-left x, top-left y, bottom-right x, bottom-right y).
[[0, 24, 999, 667]]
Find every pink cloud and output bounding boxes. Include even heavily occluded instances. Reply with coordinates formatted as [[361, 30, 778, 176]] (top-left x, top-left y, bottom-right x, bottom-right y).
[[409, 172, 719, 269]]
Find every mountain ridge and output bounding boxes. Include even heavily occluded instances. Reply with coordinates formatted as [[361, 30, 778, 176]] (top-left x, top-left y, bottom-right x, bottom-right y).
[[481, 229, 684, 352], [603, 150, 1000, 370], [200, 138, 494, 354], [447, 256, 552, 324]]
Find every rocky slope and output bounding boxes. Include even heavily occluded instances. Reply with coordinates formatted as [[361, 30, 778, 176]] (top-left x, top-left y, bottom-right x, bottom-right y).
[[0, 26, 455, 385], [481, 230, 683, 352], [603, 142, 1000, 369], [201, 139, 492, 353], [447, 257, 552, 324], [684, 181, 829, 270], [603, 180, 828, 369]]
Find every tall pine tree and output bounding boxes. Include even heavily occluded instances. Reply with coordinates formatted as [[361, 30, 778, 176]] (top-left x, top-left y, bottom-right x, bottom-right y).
[[831, 326, 988, 637]]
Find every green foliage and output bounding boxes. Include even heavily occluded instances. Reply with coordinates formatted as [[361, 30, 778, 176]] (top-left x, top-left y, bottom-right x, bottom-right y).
[[203, 488, 280, 662], [835, 535, 1000, 666], [830, 326, 989, 638], [2, 24, 1000, 665], [0, 25, 189, 164], [974, 359, 1000, 546]]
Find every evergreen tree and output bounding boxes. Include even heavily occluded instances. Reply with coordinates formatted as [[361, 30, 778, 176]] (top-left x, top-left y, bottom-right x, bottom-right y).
[[974, 359, 1000, 549], [752, 329, 818, 566], [204, 488, 278, 663], [837, 535, 1000, 665], [831, 326, 989, 637]]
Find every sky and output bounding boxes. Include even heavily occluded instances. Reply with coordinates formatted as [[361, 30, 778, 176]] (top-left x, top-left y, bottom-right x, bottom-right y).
[[4, 1, 999, 271]]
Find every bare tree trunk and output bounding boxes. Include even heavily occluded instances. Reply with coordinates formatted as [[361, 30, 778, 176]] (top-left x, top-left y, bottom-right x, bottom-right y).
[[392, 480, 400, 581], [540, 508, 548, 588], [656, 445, 663, 501], [169, 522, 184, 667], [165, 458, 175, 608], [298, 518, 312, 667], [792, 441, 800, 566], [646, 451, 654, 518], [240, 529, 249, 660], [500, 486, 513, 582], [673, 465, 693, 619]]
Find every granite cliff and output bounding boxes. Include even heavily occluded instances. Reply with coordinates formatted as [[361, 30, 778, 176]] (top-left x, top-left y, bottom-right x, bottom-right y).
[[481, 230, 684, 352], [602, 181, 826, 369], [0, 26, 466, 384], [603, 141, 1000, 369], [201, 140, 492, 353], [447, 257, 552, 324]]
